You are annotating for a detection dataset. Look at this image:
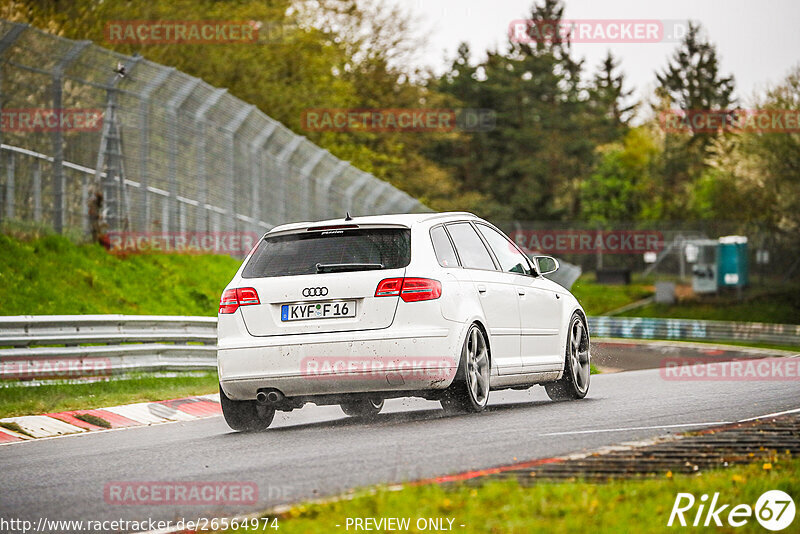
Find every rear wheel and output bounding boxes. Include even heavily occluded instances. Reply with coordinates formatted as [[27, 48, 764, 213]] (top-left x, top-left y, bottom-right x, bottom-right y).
[[340, 398, 384, 418], [219, 384, 275, 431], [544, 314, 590, 400], [441, 324, 490, 413]]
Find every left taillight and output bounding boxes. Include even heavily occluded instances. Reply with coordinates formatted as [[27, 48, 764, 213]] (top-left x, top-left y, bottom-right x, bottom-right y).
[[219, 287, 260, 314]]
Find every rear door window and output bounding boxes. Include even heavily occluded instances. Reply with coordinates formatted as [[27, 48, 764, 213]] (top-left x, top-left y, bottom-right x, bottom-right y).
[[445, 222, 497, 271], [242, 227, 411, 278]]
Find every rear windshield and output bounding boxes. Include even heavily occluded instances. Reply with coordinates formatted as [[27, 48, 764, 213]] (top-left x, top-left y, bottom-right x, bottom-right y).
[[241, 228, 411, 278]]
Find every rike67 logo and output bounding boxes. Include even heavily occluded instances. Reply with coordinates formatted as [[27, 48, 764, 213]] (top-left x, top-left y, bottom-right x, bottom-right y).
[[668, 490, 795, 530]]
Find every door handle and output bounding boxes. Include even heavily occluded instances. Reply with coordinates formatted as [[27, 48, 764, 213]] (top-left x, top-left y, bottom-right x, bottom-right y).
[[477, 284, 487, 293], [555, 294, 560, 299], [517, 288, 526, 296]]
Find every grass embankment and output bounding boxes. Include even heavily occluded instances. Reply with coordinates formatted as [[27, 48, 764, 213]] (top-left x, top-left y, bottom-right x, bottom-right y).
[[0, 233, 239, 316], [571, 275, 800, 324], [0, 372, 220, 418], [225, 457, 799, 533]]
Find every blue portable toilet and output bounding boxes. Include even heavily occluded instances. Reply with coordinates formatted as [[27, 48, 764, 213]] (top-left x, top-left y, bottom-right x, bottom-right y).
[[717, 235, 748, 288]]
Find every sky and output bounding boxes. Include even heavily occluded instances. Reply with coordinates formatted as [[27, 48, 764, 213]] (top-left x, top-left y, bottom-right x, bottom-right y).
[[392, 0, 800, 112]]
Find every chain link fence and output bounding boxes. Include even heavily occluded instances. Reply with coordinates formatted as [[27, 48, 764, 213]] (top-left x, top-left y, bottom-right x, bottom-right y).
[[0, 21, 428, 240]]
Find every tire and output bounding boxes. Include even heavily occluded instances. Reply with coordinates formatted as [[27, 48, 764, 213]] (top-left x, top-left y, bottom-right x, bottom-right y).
[[441, 323, 491, 413], [340, 398, 384, 418], [219, 384, 275, 431], [544, 314, 590, 401]]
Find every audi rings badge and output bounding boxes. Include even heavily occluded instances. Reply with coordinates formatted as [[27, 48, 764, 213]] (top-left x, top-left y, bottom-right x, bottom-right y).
[[302, 287, 329, 297]]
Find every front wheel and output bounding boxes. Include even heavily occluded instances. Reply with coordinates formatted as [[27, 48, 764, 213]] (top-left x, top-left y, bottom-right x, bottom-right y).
[[219, 384, 275, 431], [441, 324, 491, 413], [544, 314, 590, 400], [340, 398, 384, 418]]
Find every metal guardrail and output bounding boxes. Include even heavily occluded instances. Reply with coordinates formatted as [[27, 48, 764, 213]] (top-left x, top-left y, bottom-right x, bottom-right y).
[[1, 315, 797, 381], [588, 316, 800, 347], [0, 315, 217, 380]]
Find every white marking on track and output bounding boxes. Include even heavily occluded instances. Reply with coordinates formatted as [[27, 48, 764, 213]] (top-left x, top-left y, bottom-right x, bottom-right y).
[[540, 421, 731, 436], [738, 407, 800, 422]]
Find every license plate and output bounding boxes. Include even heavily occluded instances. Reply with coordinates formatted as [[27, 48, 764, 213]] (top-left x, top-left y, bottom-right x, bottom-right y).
[[281, 300, 356, 321]]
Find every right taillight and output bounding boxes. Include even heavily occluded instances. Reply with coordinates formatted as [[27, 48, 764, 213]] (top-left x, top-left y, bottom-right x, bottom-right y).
[[375, 277, 441, 302], [219, 287, 260, 314]]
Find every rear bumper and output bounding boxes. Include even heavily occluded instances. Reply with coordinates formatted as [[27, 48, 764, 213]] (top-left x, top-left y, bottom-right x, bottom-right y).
[[218, 314, 463, 400]]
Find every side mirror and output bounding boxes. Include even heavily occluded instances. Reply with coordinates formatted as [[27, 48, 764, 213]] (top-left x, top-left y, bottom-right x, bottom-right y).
[[534, 255, 559, 275]]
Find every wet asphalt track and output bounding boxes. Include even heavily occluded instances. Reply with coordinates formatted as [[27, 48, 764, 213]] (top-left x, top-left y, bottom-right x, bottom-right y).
[[1, 364, 799, 531]]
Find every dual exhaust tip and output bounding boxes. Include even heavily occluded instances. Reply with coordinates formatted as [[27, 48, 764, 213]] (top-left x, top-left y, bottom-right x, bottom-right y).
[[256, 389, 284, 405]]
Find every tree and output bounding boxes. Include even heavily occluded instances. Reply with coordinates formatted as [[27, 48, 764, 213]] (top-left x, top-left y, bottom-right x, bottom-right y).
[[580, 127, 660, 223], [589, 51, 636, 143], [656, 22, 735, 144]]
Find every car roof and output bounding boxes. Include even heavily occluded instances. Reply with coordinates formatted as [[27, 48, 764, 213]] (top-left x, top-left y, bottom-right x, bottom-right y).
[[267, 212, 479, 234]]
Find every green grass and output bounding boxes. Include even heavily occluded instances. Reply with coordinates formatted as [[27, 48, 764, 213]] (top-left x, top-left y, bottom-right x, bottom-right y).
[[0, 372, 219, 418], [225, 456, 799, 533], [571, 274, 800, 324], [0, 233, 240, 316], [621, 288, 800, 324], [570, 276, 653, 315]]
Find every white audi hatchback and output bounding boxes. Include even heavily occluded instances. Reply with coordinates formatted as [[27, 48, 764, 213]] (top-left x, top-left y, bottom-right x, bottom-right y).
[[217, 212, 590, 430]]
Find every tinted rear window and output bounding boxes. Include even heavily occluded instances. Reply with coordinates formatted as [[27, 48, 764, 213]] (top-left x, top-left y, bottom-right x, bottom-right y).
[[242, 228, 411, 278]]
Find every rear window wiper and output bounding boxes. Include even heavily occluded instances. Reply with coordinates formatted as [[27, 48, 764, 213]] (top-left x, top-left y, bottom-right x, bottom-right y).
[[315, 262, 384, 273]]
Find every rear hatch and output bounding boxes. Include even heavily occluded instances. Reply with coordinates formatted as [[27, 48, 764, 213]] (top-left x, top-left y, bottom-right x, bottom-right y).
[[238, 224, 410, 336]]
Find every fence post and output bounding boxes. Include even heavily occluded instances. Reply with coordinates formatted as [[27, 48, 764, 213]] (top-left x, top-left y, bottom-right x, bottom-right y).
[[166, 77, 200, 233], [0, 24, 27, 225], [51, 40, 90, 233], [343, 172, 372, 215], [275, 136, 303, 223], [4, 152, 13, 220], [317, 160, 347, 218], [362, 177, 390, 215], [377, 190, 405, 215], [400, 196, 422, 213], [225, 104, 255, 232], [193, 88, 227, 232], [249, 122, 277, 226], [299, 148, 325, 220], [32, 158, 41, 222], [137, 66, 173, 232]]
